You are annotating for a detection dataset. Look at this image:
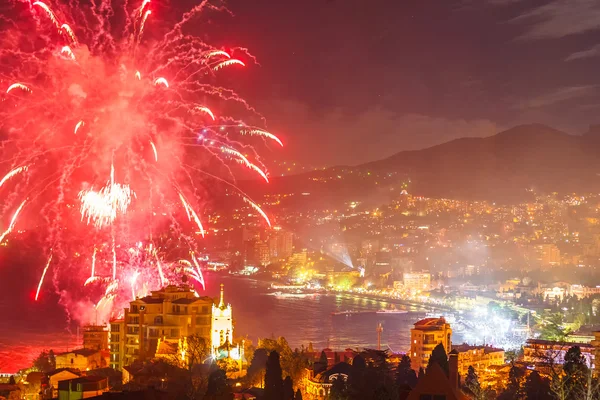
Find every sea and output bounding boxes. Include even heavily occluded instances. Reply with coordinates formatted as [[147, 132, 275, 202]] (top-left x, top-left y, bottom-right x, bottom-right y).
[[0, 273, 432, 373]]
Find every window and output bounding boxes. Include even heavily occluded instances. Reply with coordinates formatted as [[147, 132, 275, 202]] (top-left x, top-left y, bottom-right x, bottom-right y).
[[419, 395, 432, 400], [154, 316, 163, 325], [202, 306, 209, 314]]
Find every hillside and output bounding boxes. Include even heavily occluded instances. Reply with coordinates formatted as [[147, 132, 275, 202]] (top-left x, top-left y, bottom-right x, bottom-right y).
[[242, 124, 600, 204]]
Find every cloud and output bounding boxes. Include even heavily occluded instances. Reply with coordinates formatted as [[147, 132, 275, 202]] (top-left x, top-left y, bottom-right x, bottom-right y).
[[511, 0, 600, 40], [565, 44, 600, 61], [264, 100, 499, 166], [516, 85, 597, 109]]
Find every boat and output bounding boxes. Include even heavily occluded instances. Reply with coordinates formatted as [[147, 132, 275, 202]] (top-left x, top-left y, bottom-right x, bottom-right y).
[[376, 308, 408, 314], [331, 310, 374, 316], [376, 305, 407, 314]]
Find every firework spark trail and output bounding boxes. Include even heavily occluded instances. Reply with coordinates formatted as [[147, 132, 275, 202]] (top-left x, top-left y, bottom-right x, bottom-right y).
[[155, 252, 166, 286], [0, 166, 28, 189], [33, 1, 60, 29], [221, 146, 269, 182], [178, 192, 205, 237], [138, 10, 151, 43], [0, 0, 281, 320], [154, 77, 168, 88], [194, 106, 215, 121], [150, 142, 158, 162], [60, 46, 75, 60], [243, 196, 271, 227], [241, 128, 284, 147], [84, 247, 98, 286], [74, 121, 84, 134], [130, 270, 140, 300], [0, 199, 26, 244], [60, 24, 78, 45], [6, 83, 31, 94], [213, 59, 245, 71], [35, 253, 53, 301], [190, 253, 206, 290]]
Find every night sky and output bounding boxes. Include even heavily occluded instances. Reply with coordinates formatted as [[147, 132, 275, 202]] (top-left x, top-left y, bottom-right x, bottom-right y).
[[209, 0, 600, 166]]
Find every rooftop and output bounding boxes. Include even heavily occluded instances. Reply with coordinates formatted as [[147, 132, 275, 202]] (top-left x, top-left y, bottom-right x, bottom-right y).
[[452, 343, 504, 354], [57, 348, 99, 357], [525, 338, 594, 348], [413, 317, 449, 329]]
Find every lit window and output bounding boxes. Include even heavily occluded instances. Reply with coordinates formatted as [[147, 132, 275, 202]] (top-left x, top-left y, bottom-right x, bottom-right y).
[[413, 352, 416, 357]]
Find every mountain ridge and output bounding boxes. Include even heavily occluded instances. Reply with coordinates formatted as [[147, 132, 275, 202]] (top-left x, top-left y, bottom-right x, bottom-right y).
[[241, 124, 600, 205]]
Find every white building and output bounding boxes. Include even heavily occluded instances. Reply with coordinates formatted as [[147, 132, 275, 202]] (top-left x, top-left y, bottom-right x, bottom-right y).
[[211, 284, 233, 355], [403, 272, 431, 293]]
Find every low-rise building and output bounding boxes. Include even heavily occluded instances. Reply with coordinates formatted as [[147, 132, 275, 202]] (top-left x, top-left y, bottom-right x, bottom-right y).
[[452, 344, 505, 381], [55, 349, 108, 371], [523, 339, 595, 368], [48, 369, 80, 398], [57, 376, 108, 400], [403, 272, 431, 293], [303, 362, 352, 400]]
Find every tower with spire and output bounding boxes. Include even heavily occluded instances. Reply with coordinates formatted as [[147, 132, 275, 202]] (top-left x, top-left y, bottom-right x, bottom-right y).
[[211, 283, 233, 356]]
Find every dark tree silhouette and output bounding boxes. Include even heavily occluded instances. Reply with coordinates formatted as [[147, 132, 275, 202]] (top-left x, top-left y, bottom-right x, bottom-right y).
[[247, 348, 268, 387], [396, 355, 417, 388], [264, 351, 284, 400], [283, 376, 294, 400], [294, 389, 303, 400], [330, 376, 348, 400], [8, 376, 16, 385], [524, 370, 552, 400], [562, 346, 588, 398], [498, 364, 525, 400], [427, 343, 449, 376], [314, 350, 328, 374], [205, 367, 232, 400]]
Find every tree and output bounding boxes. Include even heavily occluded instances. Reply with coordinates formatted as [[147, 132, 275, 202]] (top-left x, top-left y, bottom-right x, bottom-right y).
[[498, 364, 525, 400], [8, 376, 16, 385], [247, 348, 268, 387], [47, 350, 56, 371], [348, 355, 366, 399], [314, 351, 328, 375], [562, 346, 588, 398], [395, 355, 417, 389], [33, 350, 54, 373], [463, 366, 490, 400], [184, 334, 211, 370], [283, 376, 294, 400], [524, 370, 551, 400], [205, 367, 232, 400], [330, 376, 348, 400], [294, 389, 303, 400], [427, 343, 449, 377], [264, 351, 284, 400], [257, 337, 308, 386]]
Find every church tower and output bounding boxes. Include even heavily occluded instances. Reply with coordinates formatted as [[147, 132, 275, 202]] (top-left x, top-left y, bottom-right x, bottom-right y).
[[211, 283, 233, 354]]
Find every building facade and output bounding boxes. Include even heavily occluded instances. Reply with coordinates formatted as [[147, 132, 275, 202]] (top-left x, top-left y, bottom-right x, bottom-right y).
[[452, 344, 505, 379], [111, 284, 213, 367], [212, 284, 233, 355], [410, 317, 452, 371], [403, 272, 431, 293], [524, 339, 595, 368], [82, 325, 108, 351], [109, 319, 125, 371]]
